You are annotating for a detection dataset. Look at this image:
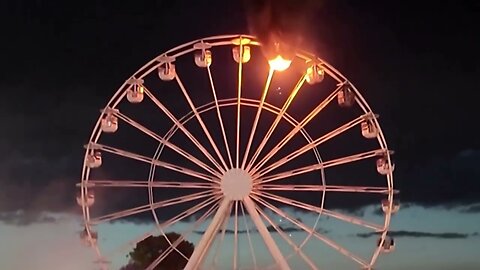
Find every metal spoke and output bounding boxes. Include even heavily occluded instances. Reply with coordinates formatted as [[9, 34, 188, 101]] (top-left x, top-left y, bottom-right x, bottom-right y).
[[252, 195, 369, 268], [105, 196, 219, 262], [256, 149, 386, 184], [255, 191, 384, 231], [207, 65, 234, 168], [255, 204, 319, 270], [211, 202, 233, 269], [150, 195, 221, 261], [146, 198, 220, 270], [236, 40, 245, 168], [90, 190, 216, 224], [246, 75, 306, 172], [254, 113, 368, 177], [185, 199, 232, 270], [175, 74, 229, 171], [240, 202, 257, 269], [257, 184, 393, 194], [113, 109, 221, 178], [234, 201, 239, 270], [89, 142, 218, 184], [241, 69, 274, 169], [243, 196, 291, 270], [251, 84, 345, 174], [143, 87, 225, 173], [78, 180, 218, 189]]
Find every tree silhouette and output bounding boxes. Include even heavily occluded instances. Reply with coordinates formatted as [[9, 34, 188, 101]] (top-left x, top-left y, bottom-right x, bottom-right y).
[[121, 232, 195, 270]]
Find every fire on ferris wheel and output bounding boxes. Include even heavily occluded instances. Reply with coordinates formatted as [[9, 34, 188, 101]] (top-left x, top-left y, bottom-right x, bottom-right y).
[[76, 34, 399, 270]]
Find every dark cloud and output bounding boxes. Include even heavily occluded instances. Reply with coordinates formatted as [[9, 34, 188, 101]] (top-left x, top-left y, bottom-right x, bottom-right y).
[[0, 0, 246, 226], [342, 207, 367, 217], [0, 210, 58, 226], [459, 204, 480, 214], [356, 230, 472, 239], [0, 175, 77, 215], [394, 150, 480, 207], [0, 1, 479, 225], [193, 225, 328, 235]]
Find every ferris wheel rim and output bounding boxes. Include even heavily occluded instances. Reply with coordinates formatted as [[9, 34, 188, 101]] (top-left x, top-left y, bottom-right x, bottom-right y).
[[145, 97, 328, 264], [78, 33, 396, 270]]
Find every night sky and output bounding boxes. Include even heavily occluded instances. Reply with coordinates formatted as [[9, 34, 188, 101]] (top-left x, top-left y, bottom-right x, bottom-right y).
[[0, 0, 479, 269]]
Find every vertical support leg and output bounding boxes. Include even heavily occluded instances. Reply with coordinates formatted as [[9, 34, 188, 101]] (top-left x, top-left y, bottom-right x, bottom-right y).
[[184, 199, 231, 270], [243, 197, 291, 270]]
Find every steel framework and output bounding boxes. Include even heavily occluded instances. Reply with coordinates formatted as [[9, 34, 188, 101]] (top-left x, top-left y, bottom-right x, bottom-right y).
[[77, 34, 397, 270]]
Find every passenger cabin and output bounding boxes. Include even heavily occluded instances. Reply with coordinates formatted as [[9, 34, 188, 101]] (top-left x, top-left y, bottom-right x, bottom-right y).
[[305, 64, 325, 85], [80, 228, 98, 246], [158, 62, 176, 81], [381, 199, 400, 214], [101, 111, 118, 133], [338, 83, 355, 107], [86, 151, 102, 168], [126, 78, 145, 103], [194, 49, 212, 67], [127, 86, 144, 103], [76, 192, 95, 207], [361, 120, 378, 139], [378, 236, 395, 253], [376, 157, 395, 175], [232, 45, 251, 63]]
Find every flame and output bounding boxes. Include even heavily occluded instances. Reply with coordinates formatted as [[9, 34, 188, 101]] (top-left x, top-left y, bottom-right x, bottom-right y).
[[268, 55, 292, 71]]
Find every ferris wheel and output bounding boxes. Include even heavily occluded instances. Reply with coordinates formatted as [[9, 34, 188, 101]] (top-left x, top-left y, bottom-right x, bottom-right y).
[[76, 34, 399, 270]]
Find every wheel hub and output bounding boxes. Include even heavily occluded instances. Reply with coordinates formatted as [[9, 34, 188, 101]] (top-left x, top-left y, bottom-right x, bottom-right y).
[[220, 168, 253, 200]]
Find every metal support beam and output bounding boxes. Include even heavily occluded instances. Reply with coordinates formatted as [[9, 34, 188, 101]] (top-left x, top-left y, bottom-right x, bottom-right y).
[[184, 199, 230, 270], [243, 196, 291, 270]]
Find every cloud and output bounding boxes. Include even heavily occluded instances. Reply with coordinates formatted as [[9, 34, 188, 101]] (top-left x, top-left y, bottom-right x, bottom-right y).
[[193, 225, 328, 235], [0, 213, 93, 270], [396, 149, 480, 207], [0, 175, 78, 225], [0, 210, 58, 226], [369, 202, 480, 216], [356, 230, 473, 239], [459, 204, 480, 213]]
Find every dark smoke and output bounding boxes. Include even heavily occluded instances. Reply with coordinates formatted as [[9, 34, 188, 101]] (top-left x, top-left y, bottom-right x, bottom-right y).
[[244, 0, 323, 58]]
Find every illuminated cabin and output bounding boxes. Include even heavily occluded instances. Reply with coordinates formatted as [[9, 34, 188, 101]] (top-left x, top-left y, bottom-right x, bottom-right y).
[[126, 78, 144, 103], [86, 151, 102, 168], [376, 157, 395, 175], [76, 192, 95, 207], [194, 42, 213, 68], [158, 62, 176, 81], [361, 120, 378, 139], [101, 110, 119, 133], [381, 199, 400, 214], [338, 83, 355, 107], [232, 45, 251, 64], [306, 64, 325, 84]]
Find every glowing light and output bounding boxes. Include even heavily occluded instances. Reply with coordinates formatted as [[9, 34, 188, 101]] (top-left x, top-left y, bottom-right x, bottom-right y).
[[268, 55, 292, 71]]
